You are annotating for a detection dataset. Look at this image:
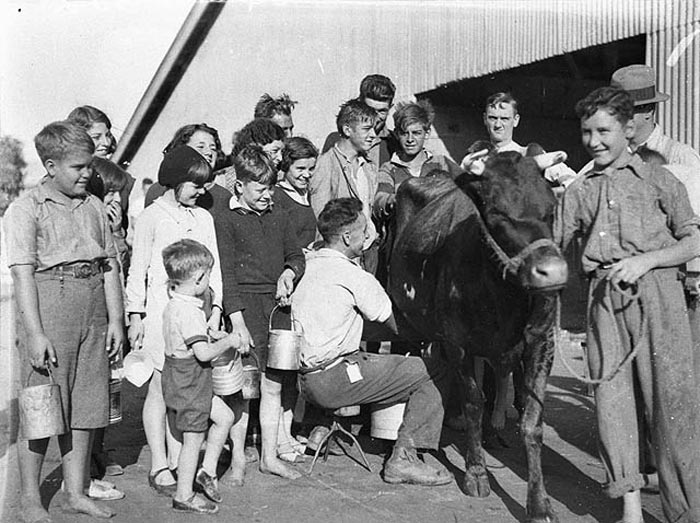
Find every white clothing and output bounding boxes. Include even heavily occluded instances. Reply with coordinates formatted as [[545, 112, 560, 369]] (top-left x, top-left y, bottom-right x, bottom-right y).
[[125, 195, 222, 370]]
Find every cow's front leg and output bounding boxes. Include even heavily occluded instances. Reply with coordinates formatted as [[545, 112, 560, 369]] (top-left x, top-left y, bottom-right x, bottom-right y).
[[460, 361, 491, 497], [520, 323, 558, 523]]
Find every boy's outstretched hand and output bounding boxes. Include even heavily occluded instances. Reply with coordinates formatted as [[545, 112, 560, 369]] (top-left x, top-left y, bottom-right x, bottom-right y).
[[276, 268, 296, 307]]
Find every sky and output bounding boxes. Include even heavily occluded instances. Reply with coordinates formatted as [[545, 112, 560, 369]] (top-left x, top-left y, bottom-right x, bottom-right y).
[[0, 0, 194, 184]]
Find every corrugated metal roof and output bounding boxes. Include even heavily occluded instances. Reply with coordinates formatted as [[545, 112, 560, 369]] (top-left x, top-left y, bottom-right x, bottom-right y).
[[115, 0, 700, 174], [289, 0, 700, 94], [650, 7, 700, 151]]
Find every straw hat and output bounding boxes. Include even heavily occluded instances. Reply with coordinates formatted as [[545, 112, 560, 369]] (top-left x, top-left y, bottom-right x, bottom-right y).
[[610, 64, 670, 106]]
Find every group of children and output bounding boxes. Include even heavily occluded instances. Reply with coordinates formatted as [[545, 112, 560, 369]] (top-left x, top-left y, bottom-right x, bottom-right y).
[[5, 72, 700, 522]]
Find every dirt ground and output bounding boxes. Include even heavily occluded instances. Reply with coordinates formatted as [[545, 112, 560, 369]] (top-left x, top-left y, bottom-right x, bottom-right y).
[[4, 337, 666, 523]]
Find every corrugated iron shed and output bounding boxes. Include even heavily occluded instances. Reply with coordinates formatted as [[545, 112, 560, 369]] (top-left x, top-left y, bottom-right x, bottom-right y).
[[115, 0, 700, 177]]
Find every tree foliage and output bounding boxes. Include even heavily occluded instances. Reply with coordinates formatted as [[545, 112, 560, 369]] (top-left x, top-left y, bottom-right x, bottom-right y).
[[0, 135, 26, 216]]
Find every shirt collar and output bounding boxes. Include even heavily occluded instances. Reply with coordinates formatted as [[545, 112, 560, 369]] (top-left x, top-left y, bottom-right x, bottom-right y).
[[169, 290, 204, 307], [306, 246, 359, 265], [583, 151, 645, 180], [276, 180, 309, 206], [389, 149, 432, 168], [333, 144, 368, 166], [35, 176, 89, 207], [637, 124, 663, 150], [229, 195, 271, 215]]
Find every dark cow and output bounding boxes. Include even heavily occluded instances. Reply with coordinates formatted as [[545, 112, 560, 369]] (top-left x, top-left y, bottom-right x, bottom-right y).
[[388, 150, 568, 523]]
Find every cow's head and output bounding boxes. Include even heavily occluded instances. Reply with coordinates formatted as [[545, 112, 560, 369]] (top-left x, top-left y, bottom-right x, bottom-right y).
[[459, 150, 568, 292]]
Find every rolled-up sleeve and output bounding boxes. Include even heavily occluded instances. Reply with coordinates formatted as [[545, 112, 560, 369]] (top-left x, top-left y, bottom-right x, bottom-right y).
[[654, 165, 700, 240], [3, 198, 37, 268]]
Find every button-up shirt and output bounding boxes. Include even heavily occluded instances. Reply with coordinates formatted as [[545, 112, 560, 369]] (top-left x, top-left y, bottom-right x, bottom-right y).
[[638, 125, 700, 172], [291, 248, 392, 367], [162, 291, 209, 359], [556, 154, 700, 273], [3, 176, 116, 270]]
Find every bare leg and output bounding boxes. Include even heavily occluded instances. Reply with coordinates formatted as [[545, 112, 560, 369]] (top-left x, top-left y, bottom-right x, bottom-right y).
[[143, 372, 175, 485], [621, 490, 643, 523], [222, 397, 248, 486], [200, 397, 234, 476], [258, 371, 300, 479], [174, 432, 205, 503], [59, 429, 114, 518], [18, 438, 51, 523]]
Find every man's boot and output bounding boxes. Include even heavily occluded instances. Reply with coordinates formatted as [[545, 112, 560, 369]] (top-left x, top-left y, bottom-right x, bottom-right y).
[[382, 445, 453, 486]]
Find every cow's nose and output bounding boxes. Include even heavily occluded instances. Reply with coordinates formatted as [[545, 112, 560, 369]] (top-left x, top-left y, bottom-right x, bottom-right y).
[[529, 256, 568, 290]]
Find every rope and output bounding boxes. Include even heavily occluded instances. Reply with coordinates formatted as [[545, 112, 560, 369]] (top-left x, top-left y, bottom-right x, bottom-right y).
[[555, 278, 647, 386]]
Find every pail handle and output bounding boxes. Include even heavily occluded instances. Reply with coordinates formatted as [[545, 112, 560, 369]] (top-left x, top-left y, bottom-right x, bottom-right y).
[[26, 365, 55, 388], [245, 349, 260, 370], [268, 304, 304, 334]]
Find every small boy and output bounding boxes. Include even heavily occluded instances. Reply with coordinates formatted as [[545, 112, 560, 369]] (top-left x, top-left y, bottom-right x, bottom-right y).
[[4, 121, 124, 521], [309, 99, 379, 272], [557, 87, 700, 523], [160, 239, 241, 515], [374, 100, 462, 216], [211, 144, 305, 480]]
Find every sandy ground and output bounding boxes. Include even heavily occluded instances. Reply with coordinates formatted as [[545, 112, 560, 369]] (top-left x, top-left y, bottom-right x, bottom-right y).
[[1, 269, 665, 523]]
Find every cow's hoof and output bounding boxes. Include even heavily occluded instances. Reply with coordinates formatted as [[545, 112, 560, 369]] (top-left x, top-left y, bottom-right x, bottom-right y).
[[463, 468, 490, 497], [526, 500, 559, 523]]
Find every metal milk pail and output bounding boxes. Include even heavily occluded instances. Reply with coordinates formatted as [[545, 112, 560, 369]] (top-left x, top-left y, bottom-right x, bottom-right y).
[[108, 378, 122, 425], [241, 352, 261, 399], [370, 402, 406, 440], [18, 367, 67, 440], [266, 305, 302, 371], [211, 350, 244, 396]]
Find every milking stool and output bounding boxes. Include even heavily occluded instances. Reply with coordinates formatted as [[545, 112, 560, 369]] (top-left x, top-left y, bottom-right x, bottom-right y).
[[307, 405, 372, 474]]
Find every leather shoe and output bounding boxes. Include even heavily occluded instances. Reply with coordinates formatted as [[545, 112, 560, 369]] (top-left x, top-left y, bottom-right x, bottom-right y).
[[195, 468, 222, 503], [173, 493, 219, 514], [382, 446, 453, 486], [306, 426, 344, 456]]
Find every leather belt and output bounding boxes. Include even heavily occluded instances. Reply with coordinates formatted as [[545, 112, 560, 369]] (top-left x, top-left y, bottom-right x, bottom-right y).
[[298, 354, 352, 375], [49, 259, 109, 279]]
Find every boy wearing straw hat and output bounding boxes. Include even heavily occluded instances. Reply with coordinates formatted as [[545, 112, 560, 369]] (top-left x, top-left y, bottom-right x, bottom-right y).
[[4, 121, 124, 521], [558, 86, 700, 523]]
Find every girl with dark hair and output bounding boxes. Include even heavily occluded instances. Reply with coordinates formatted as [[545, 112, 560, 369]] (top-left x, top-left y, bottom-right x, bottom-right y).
[[126, 146, 226, 498]]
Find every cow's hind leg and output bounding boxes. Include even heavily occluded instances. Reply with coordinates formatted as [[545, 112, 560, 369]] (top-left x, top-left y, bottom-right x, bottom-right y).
[[520, 333, 558, 523], [459, 362, 491, 497]]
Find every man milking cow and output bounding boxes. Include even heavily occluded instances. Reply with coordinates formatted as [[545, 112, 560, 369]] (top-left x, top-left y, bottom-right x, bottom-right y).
[[292, 198, 453, 486]]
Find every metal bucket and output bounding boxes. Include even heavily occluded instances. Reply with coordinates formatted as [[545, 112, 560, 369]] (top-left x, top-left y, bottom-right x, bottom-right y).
[[267, 305, 302, 371], [241, 352, 261, 399], [371, 402, 406, 440], [18, 367, 67, 440], [211, 351, 244, 396], [108, 378, 122, 425]]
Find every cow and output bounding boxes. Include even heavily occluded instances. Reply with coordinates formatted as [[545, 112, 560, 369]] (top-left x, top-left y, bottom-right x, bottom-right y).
[[388, 150, 568, 523]]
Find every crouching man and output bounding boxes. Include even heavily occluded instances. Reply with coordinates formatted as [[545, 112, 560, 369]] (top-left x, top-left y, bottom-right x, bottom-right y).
[[291, 197, 452, 486]]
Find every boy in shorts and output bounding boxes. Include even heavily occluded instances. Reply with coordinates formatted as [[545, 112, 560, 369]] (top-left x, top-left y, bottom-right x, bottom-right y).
[[212, 144, 305, 480], [557, 87, 700, 523], [4, 121, 124, 521], [161, 239, 242, 515]]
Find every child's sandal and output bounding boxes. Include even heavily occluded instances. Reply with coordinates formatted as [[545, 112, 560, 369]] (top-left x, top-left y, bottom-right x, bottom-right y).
[[277, 441, 306, 463]]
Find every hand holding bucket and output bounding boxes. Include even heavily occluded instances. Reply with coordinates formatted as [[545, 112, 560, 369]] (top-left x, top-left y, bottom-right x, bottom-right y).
[[19, 366, 67, 440], [267, 305, 303, 371]]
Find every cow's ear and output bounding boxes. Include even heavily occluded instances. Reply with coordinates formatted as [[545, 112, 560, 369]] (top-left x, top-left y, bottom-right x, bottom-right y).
[[396, 189, 478, 256]]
